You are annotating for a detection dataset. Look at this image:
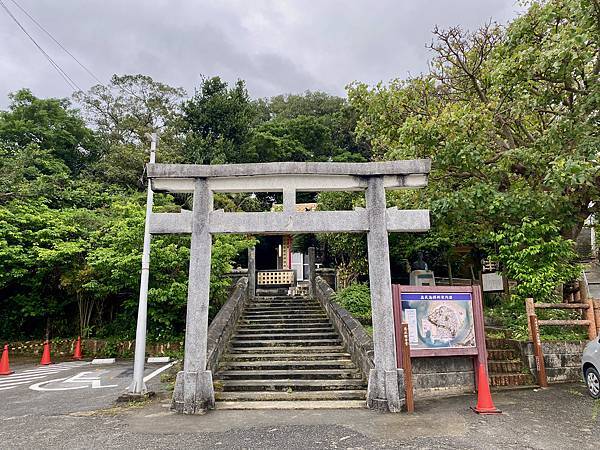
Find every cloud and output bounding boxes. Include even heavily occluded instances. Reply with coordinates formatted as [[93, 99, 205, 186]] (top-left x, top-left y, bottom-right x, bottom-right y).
[[0, 0, 524, 106]]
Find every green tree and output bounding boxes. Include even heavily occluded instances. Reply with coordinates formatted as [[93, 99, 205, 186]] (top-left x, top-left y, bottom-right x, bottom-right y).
[[348, 0, 599, 278], [0, 89, 98, 173], [182, 76, 259, 164], [0, 200, 93, 338], [75, 74, 186, 189]]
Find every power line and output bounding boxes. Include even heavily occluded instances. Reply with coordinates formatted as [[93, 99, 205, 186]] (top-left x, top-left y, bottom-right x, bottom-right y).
[[8, 0, 103, 85], [3, 0, 150, 105], [0, 0, 82, 91], [6, 0, 147, 103]]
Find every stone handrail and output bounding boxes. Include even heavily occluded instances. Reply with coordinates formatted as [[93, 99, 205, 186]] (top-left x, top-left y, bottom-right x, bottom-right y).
[[205, 277, 249, 373], [314, 276, 375, 378]]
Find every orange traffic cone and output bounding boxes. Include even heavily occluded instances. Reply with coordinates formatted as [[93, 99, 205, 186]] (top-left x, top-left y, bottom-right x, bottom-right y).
[[471, 362, 501, 414], [72, 337, 83, 360], [0, 344, 14, 375], [40, 340, 52, 365]]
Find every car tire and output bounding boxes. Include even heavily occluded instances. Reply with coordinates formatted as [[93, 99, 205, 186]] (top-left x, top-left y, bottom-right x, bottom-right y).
[[585, 366, 600, 399]]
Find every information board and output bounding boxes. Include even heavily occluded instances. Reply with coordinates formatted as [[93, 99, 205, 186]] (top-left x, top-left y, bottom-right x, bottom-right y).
[[400, 292, 476, 350], [392, 285, 486, 360]]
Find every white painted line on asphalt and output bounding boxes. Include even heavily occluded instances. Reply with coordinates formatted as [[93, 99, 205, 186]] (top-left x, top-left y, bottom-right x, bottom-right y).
[[63, 371, 118, 389], [29, 377, 76, 391], [2, 367, 72, 375], [0, 378, 49, 390], [147, 356, 170, 363], [91, 358, 116, 365], [143, 361, 177, 383], [17, 362, 88, 374], [29, 371, 119, 391], [0, 361, 91, 391], [17, 368, 66, 374], [0, 373, 52, 383]]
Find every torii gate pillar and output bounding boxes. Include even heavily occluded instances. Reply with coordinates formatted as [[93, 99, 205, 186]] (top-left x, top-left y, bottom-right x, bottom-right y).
[[366, 176, 403, 411]]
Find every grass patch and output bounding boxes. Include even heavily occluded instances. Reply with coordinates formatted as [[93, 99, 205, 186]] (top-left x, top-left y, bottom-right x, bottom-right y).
[[592, 400, 600, 420]]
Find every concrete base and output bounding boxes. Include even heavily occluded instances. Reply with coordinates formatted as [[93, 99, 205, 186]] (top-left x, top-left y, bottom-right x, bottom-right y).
[[216, 400, 367, 410], [171, 370, 215, 414], [366, 368, 405, 413]]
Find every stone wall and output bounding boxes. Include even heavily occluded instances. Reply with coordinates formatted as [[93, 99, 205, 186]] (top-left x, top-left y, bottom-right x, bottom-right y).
[[315, 276, 475, 398], [521, 341, 586, 383], [206, 277, 249, 373], [411, 357, 474, 397]]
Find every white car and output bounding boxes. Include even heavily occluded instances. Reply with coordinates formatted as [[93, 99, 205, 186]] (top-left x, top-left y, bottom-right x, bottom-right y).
[[582, 336, 600, 398]]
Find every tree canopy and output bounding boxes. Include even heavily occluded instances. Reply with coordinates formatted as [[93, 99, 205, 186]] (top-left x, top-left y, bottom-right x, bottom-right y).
[[347, 0, 599, 298]]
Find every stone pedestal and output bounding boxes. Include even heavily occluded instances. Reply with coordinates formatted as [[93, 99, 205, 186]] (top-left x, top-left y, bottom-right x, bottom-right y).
[[171, 370, 215, 414], [366, 368, 405, 412], [409, 270, 435, 286]]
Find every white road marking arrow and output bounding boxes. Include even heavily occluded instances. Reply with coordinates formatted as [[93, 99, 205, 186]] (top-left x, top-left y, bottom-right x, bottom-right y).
[[29, 371, 118, 391]]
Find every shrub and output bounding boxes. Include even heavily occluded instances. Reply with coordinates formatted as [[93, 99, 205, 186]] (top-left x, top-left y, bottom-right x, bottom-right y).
[[334, 283, 371, 321]]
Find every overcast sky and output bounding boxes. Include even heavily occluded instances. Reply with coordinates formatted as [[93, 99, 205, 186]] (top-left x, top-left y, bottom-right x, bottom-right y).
[[0, 0, 525, 106]]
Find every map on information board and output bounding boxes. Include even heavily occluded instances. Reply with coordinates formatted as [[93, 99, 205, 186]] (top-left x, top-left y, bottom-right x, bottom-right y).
[[400, 292, 476, 349]]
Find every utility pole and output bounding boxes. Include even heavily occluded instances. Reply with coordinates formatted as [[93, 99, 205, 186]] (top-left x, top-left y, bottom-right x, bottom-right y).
[[128, 132, 157, 395]]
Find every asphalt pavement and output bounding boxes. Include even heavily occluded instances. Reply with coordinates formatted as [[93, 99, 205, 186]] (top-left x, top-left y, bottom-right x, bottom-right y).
[[1, 361, 598, 449]]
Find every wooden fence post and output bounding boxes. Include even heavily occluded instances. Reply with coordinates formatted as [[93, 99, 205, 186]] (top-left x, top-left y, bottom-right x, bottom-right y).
[[594, 300, 600, 337], [525, 298, 535, 341], [529, 314, 548, 388], [400, 322, 414, 413], [586, 298, 598, 340]]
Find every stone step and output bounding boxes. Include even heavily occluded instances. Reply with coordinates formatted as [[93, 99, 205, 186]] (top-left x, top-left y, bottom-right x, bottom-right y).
[[242, 311, 327, 321], [230, 339, 342, 348], [490, 373, 534, 387], [222, 352, 352, 361], [246, 304, 322, 309], [240, 318, 329, 324], [250, 299, 318, 304], [251, 298, 318, 303], [488, 360, 524, 373], [242, 311, 326, 317], [215, 400, 366, 410], [215, 390, 367, 402], [236, 325, 334, 332], [233, 332, 339, 340], [227, 345, 347, 354], [239, 318, 331, 324], [218, 379, 367, 392], [488, 349, 520, 360], [485, 339, 518, 350], [219, 360, 355, 370], [247, 305, 320, 310], [216, 369, 363, 380], [244, 308, 325, 314]]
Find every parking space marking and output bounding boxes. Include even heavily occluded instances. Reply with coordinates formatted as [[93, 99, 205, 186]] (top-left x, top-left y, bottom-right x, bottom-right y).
[[143, 361, 177, 383], [29, 370, 118, 391], [0, 361, 90, 392], [0, 379, 49, 390]]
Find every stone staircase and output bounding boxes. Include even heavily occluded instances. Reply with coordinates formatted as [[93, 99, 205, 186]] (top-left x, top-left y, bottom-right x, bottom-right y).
[[584, 262, 600, 300], [214, 294, 368, 409], [485, 322, 534, 387], [486, 338, 534, 387]]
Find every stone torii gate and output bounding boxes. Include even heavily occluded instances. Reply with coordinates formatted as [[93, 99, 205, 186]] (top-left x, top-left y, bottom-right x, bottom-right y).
[[145, 160, 431, 413]]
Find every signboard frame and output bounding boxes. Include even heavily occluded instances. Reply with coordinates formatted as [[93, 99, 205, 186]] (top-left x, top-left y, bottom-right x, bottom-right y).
[[392, 285, 488, 369]]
